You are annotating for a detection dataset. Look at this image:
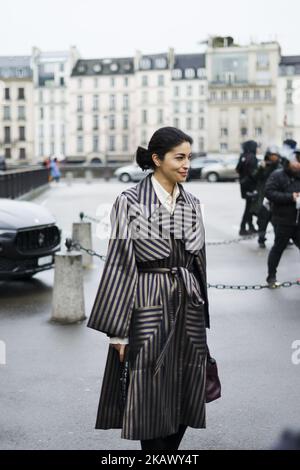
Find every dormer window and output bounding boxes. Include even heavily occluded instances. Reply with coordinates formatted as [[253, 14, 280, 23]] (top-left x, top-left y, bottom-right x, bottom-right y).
[[172, 69, 182, 79], [77, 64, 86, 73], [93, 63, 102, 73], [140, 58, 151, 69], [155, 58, 167, 69], [185, 68, 195, 79], [110, 63, 119, 72]]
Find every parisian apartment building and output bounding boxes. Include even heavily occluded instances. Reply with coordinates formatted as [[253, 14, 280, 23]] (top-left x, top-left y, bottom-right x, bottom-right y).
[[1, 37, 300, 165]]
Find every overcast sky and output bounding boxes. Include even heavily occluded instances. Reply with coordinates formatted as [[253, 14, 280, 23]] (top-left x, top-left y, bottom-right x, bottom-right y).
[[0, 0, 298, 58]]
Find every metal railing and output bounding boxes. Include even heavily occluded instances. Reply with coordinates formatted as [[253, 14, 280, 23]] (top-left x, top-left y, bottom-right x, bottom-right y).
[[0, 167, 49, 199]]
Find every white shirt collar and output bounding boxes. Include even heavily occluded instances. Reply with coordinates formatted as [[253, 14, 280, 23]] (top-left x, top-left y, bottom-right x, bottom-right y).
[[151, 174, 180, 213]]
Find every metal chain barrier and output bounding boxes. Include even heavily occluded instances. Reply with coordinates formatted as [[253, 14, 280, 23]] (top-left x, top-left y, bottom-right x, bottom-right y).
[[79, 212, 273, 246], [65, 238, 300, 290]]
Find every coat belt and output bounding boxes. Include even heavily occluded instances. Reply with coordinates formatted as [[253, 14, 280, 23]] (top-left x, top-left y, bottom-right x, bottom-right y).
[[137, 266, 204, 376]]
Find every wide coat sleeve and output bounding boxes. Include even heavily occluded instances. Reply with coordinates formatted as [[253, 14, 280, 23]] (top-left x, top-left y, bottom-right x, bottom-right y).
[[87, 193, 138, 337]]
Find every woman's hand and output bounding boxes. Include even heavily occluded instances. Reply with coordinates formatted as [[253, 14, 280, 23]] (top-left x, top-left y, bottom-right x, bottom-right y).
[[111, 343, 127, 362]]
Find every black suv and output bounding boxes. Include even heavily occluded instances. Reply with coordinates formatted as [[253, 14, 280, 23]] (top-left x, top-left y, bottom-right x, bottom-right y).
[[0, 199, 61, 280]]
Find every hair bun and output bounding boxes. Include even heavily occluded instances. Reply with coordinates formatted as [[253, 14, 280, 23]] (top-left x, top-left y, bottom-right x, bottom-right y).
[[136, 146, 153, 170]]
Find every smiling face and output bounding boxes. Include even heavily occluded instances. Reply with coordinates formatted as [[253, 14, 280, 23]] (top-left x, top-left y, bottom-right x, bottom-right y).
[[152, 141, 192, 185]]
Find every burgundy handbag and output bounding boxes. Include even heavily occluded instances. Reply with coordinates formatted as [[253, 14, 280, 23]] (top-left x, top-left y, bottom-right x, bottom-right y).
[[205, 346, 221, 403]]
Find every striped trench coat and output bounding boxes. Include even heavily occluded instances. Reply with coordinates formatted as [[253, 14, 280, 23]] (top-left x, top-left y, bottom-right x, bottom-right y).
[[87, 172, 210, 440]]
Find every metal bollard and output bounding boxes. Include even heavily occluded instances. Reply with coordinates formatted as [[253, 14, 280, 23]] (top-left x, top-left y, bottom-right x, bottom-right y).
[[72, 221, 93, 268], [51, 249, 86, 324], [85, 170, 93, 184], [66, 171, 73, 186]]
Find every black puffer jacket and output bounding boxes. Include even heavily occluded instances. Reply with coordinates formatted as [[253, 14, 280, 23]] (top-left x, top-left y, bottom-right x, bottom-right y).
[[265, 167, 300, 226], [236, 141, 258, 199]]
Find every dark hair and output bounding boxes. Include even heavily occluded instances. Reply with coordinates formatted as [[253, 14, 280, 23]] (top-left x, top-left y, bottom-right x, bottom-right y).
[[136, 127, 193, 170], [242, 140, 258, 155], [283, 139, 297, 150]]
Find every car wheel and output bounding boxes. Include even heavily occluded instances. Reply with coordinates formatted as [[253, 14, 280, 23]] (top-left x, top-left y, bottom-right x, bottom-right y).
[[206, 172, 219, 183], [119, 173, 131, 183]]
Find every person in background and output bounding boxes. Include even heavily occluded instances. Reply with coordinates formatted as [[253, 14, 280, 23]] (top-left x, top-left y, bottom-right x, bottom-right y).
[[264, 148, 300, 286], [251, 146, 282, 248], [50, 157, 61, 183], [236, 140, 259, 236]]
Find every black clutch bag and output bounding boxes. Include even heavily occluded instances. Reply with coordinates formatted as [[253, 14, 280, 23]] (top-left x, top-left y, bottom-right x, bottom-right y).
[[119, 347, 130, 411], [205, 346, 221, 403]]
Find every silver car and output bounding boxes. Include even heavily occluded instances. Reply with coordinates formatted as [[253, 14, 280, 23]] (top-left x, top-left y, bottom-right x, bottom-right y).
[[114, 163, 152, 182], [201, 157, 239, 182]]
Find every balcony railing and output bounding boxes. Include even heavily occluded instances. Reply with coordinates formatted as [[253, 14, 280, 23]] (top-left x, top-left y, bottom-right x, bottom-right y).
[[0, 168, 48, 199]]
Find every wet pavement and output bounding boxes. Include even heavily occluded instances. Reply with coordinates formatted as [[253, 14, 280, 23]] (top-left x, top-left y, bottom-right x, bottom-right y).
[[0, 177, 299, 450]]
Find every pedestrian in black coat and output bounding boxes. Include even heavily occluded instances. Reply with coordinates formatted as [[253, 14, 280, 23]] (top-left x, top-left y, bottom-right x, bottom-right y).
[[264, 151, 300, 285], [235, 140, 259, 235]]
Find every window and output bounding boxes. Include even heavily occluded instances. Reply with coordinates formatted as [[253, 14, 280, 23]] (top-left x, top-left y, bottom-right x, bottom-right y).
[[158, 75, 164, 86], [185, 68, 195, 79], [157, 109, 163, 124], [123, 114, 129, 130], [18, 88, 25, 100], [210, 91, 216, 101], [220, 143, 228, 152], [240, 109, 247, 121], [39, 125, 44, 138], [199, 137, 204, 152], [242, 90, 249, 101], [122, 135, 128, 151], [94, 78, 98, 88], [50, 142, 55, 154], [93, 95, 99, 111], [123, 94, 129, 110], [77, 95, 83, 112], [77, 116, 83, 130], [286, 80, 293, 90], [172, 69, 182, 79], [50, 106, 54, 121], [78, 78, 82, 89], [19, 126, 26, 141], [39, 142, 44, 156], [77, 136, 84, 153], [257, 52, 269, 69], [61, 142, 65, 154], [254, 90, 261, 100], [60, 63, 65, 72], [142, 75, 148, 86], [186, 117, 192, 130], [199, 85, 204, 96], [93, 115, 99, 130], [140, 58, 151, 69], [4, 106, 10, 120], [157, 90, 164, 103], [108, 115, 115, 130], [220, 127, 228, 137], [174, 86, 180, 97], [232, 90, 238, 100], [141, 130, 147, 146], [174, 102, 180, 113], [174, 118, 180, 128], [18, 106, 25, 120], [155, 58, 167, 69], [50, 124, 55, 138], [241, 127, 248, 137], [40, 107, 44, 120], [286, 91, 293, 104], [142, 91, 148, 104], [5, 148, 11, 159], [124, 76, 129, 87], [186, 101, 193, 113], [60, 77, 65, 86], [19, 148, 26, 160], [221, 91, 228, 101], [4, 127, 10, 143], [197, 68, 206, 79], [199, 117, 205, 130], [110, 77, 115, 87], [109, 94, 116, 111], [142, 110, 147, 124], [61, 124, 65, 137], [255, 127, 262, 137], [187, 85, 192, 96], [93, 135, 99, 152], [4, 88, 10, 100], [109, 135, 115, 151], [264, 89, 271, 100]]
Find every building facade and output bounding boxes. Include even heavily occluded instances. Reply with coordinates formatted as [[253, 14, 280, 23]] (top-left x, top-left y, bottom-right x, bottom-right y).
[[0, 56, 34, 163], [277, 55, 300, 145], [31, 47, 80, 161], [206, 37, 281, 154]]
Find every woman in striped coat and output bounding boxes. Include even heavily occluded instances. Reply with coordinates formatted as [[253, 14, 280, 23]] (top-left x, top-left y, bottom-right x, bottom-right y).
[[87, 127, 210, 450]]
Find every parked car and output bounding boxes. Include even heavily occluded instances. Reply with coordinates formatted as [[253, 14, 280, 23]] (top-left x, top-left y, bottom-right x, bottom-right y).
[[0, 199, 61, 280], [201, 157, 239, 182], [114, 163, 152, 182], [187, 157, 223, 181]]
